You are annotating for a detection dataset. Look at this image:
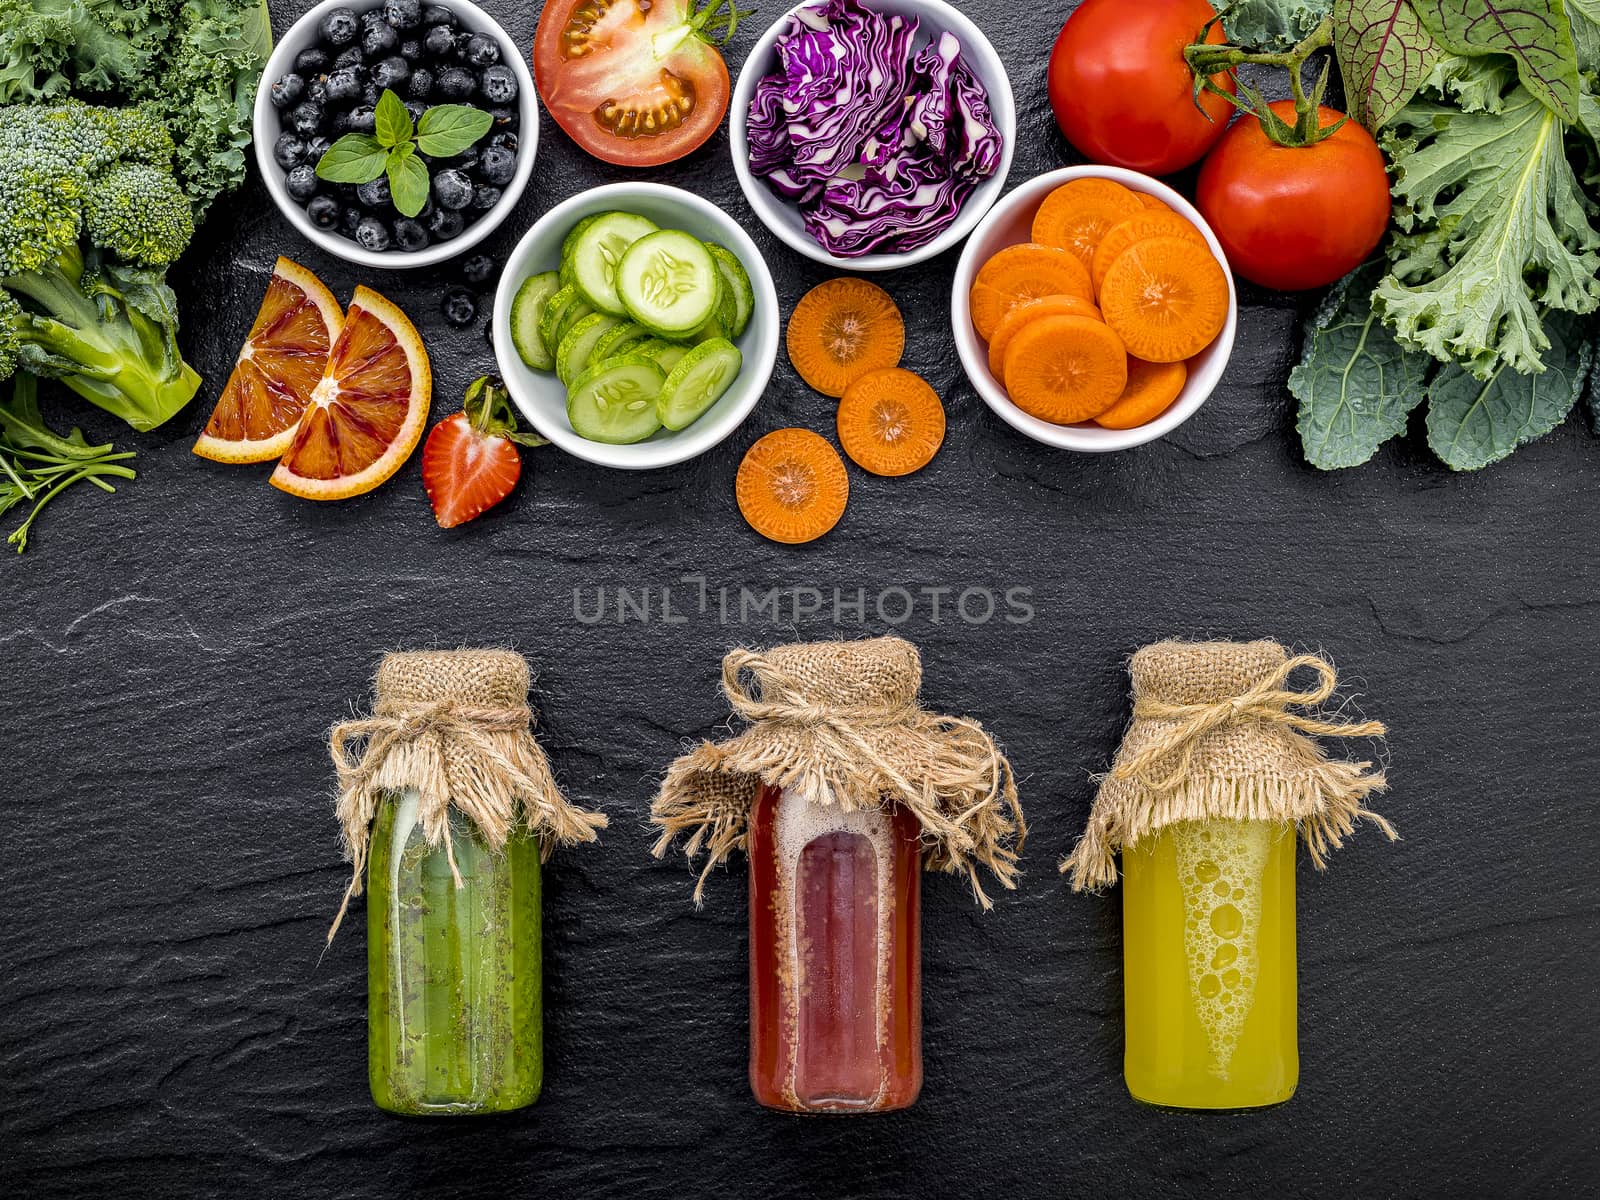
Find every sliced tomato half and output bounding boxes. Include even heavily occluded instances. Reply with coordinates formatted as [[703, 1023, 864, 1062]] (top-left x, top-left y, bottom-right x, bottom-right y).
[[534, 0, 744, 167]]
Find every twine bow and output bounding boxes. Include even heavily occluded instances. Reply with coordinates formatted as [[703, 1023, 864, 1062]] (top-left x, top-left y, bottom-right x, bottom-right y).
[[1111, 653, 1387, 792]]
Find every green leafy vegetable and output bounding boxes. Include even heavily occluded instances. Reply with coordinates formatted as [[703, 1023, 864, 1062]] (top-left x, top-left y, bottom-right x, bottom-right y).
[[1425, 310, 1591, 468], [1376, 74, 1600, 378], [316, 92, 493, 218], [1214, 0, 1333, 49], [1409, 0, 1582, 120], [1568, 0, 1600, 66], [1332, 0, 1442, 130], [1291, 262, 1434, 467]]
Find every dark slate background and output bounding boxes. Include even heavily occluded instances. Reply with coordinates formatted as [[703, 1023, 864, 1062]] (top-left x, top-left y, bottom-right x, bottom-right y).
[[3, 1, 1598, 1196]]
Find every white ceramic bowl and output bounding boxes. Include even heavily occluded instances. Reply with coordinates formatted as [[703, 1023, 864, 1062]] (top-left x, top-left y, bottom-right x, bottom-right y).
[[729, 0, 1016, 273], [492, 183, 780, 470], [952, 165, 1238, 453], [253, 0, 537, 269]]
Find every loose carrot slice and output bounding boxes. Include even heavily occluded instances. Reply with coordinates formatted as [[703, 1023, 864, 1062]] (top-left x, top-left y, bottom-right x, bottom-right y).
[[786, 278, 905, 398], [1098, 236, 1229, 363], [736, 428, 850, 544], [1094, 357, 1188, 429], [986, 293, 1102, 380], [1031, 178, 1146, 271], [1091, 210, 1209, 297], [969, 244, 1093, 340], [1002, 315, 1128, 425], [1139, 193, 1175, 212], [836, 367, 946, 477]]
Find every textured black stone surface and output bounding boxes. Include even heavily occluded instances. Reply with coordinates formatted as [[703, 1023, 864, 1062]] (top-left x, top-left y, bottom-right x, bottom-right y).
[[3, 2, 1599, 1196]]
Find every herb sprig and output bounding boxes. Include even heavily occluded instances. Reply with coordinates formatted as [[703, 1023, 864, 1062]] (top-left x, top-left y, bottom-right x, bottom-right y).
[[316, 90, 493, 217]]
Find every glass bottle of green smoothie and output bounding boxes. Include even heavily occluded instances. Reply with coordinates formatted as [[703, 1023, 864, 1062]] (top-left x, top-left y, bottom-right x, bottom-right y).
[[326, 649, 607, 1118]]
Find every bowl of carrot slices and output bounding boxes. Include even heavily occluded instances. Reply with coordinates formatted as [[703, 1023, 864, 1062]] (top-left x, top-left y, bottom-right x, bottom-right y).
[[952, 165, 1237, 452]]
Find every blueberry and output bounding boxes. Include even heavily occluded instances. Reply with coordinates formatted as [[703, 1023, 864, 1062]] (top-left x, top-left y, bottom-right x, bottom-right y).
[[441, 287, 477, 327], [324, 66, 364, 104], [356, 176, 391, 209], [393, 217, 430, 252], [404, 100, 428, 124], [407, 67, 435, 100], [469, 184, 502, 211], [285, 164, 320, 202], [488, 130, 518, 154], [422, 5, 455, 27], [345, 105, 377, 133], [478, 64, 517, 106], [463, 33, 500, 66], [437, 66, 475, 100], [445, 145, 479, 172], [273, 132, 308, 169], [307, 77, 330, 105], [461, 254, 496, 286], [341, 204, 365, 235], [293, 47, 331, 75], [320, 7, 360, 45], [355, 216, 393, 252], [400, 38, 423, 61], [487, 106, 517, 127], [476, 145, 515, 187], [361, 15, 399, 57], [383, 0, 422, 30], [307, 135, 334, 162], [333, 45, 364, 71], [270, 73, 306, 109], [372, 55, 411, 90], [331, 109, 359, 135], [426, 207, 465, 240], [361, 82, 382, 107], [432, 167, 473, 209], [307, 195, 341, 228], [285, 102, 323, 137], [423, 25, 454, 58]]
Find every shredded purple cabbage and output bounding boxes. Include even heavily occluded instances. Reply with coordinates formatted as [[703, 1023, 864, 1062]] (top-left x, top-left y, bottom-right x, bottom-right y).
[[746, 0, 1004, 257]]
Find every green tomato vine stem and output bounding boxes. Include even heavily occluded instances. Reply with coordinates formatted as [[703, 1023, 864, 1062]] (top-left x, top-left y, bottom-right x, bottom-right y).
[[1185, 14, 1348, 149]]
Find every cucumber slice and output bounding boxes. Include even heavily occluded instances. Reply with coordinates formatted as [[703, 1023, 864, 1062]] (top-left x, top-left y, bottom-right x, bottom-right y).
[[570, 212, 659, 316], [657, 339, 742, 431], [559, 215, 598, 289], [509, 271, 561, 371], [557, 312, 624, 386], [706, 244, 754, 338], [641, 341, 689, 373], [538, 285, 581, 359], [555, 297, 596, 348], [566, 355, 666, 445], [588, 322, 653, 371], [616, 230, 720, 336]]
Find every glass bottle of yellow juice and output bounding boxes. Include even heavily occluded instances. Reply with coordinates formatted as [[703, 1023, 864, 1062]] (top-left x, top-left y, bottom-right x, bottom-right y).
[[1063, 640, 1395, 1113]]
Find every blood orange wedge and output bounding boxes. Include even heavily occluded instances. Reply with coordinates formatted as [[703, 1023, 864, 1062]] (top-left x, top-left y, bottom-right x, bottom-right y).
[[193, 258, 343, 464], [269, 287, 431, 501]]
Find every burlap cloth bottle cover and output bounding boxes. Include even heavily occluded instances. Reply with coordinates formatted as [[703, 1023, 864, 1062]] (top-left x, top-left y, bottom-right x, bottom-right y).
[[1062, 639, 1397, 891], [324, 649, 608, 940], [651, 635, 1027, 907]]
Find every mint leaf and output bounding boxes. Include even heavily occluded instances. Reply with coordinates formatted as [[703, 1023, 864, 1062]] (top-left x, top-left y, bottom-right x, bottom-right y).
[[1425, 310, 1591, 468], [1291, 262, 1434, 468], [1333, 0, 1442, 130], [1214, 0, 1331, 48], [1375, 81, 1600, 378], [1409, 0, 1582, 121], [374, 89, 414, 149], [316, 133, 389, 183], [387, 146, 430, 218], [416, 104, 494, 158]]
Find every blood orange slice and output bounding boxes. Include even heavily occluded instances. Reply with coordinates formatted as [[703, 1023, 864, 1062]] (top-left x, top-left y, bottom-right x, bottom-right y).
[[269, 287, 431, 501], [193, 258, 343, 463]]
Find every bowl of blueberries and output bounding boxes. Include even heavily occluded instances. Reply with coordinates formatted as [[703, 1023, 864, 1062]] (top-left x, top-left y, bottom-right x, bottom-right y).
[[254, 0, 537, 267]]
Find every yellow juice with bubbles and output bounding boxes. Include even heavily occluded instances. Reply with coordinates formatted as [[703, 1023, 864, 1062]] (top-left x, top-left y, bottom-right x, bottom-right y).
[[1122, 819, 1297, 1110]]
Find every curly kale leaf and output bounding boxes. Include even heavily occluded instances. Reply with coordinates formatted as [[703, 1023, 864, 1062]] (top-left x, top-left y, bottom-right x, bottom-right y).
[[1213, 0, 1332, 49], [1409, 0, 1583, 121], [1375, 75, 1600, 378]]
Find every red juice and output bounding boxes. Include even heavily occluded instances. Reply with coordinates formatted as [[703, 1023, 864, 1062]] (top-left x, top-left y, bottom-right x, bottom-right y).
[[747, 781, 922, 1113]]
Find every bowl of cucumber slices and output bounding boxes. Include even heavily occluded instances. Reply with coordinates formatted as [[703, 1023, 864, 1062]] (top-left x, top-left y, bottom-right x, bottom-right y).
[[494, 182, 779, 469]]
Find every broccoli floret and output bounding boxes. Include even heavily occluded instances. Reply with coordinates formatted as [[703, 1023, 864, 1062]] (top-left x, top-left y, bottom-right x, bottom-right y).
[[0, 101, 200, 431]]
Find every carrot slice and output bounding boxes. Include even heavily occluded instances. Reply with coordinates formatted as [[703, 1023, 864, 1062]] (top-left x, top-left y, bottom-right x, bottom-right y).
[[1002, 315, 1128, 425], [1091, 210, 1209, 297], [986, 293, 1102, 380], [787, 278, 905, 398], [1031, 178, 1146, 271], [836, 367, 946, 477], [1098, 236, 1229, 363], [1094, 358, 1188, 429], [969, 244, 1093, 340], [736, 428, 849, 544], [1139, 194, 1175, 212]]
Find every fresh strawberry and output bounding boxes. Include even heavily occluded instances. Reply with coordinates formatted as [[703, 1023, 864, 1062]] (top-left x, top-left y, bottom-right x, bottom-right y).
[[421, 376, 548, 529]]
